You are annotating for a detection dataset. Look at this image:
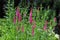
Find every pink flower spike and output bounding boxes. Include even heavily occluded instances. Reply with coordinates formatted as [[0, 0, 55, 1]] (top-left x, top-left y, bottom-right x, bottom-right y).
[[21, 26, 24, 32], [29, 8, 33, 24], [13, 16, 16, 24], [16, 7, 22, 22], [32, 29, 34, 36], [32, 21, 36, 29], [30, 9, 32, 17], [43, 25, 47, 30], [18, 14, 22, 22], [16, 7, 20, 17], [29, 17, 33, 24], [54, 17, 56, 22]]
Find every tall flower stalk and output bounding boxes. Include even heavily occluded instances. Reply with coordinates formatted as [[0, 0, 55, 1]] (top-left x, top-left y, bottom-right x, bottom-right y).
[[43, 25, 47, 30], [43, 21, 48, 30], [16, 7, 22, 22], [29, 8, 33, 24], [13, 7, 22, 24], [32, 21, 36, 36], [21, 26, 24, 32], [32, 28, 34, 36], [32, 21, 36, 29]]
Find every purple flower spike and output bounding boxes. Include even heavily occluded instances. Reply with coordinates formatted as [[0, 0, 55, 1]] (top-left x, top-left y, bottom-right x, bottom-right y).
[[16, 7, 22, 22], [43, 25, 47, 30], [32, 29, 34, 36], [29, 8, 33, 24]]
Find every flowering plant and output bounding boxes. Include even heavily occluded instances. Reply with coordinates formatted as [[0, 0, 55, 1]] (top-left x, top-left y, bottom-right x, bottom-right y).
[[0, 0, 57, 40]]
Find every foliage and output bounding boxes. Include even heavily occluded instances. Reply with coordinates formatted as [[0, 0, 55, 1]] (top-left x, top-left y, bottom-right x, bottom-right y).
[[0, 0, 58, 40]]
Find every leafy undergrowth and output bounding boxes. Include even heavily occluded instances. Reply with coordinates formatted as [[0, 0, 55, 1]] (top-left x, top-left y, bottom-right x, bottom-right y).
[[0, 9, 57, 40], [0, 0, 58, 40], [0, 17, 57, 40]]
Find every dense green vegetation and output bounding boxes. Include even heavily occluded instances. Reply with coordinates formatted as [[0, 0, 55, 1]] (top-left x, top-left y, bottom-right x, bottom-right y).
[[0, 0, 59, 40]]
